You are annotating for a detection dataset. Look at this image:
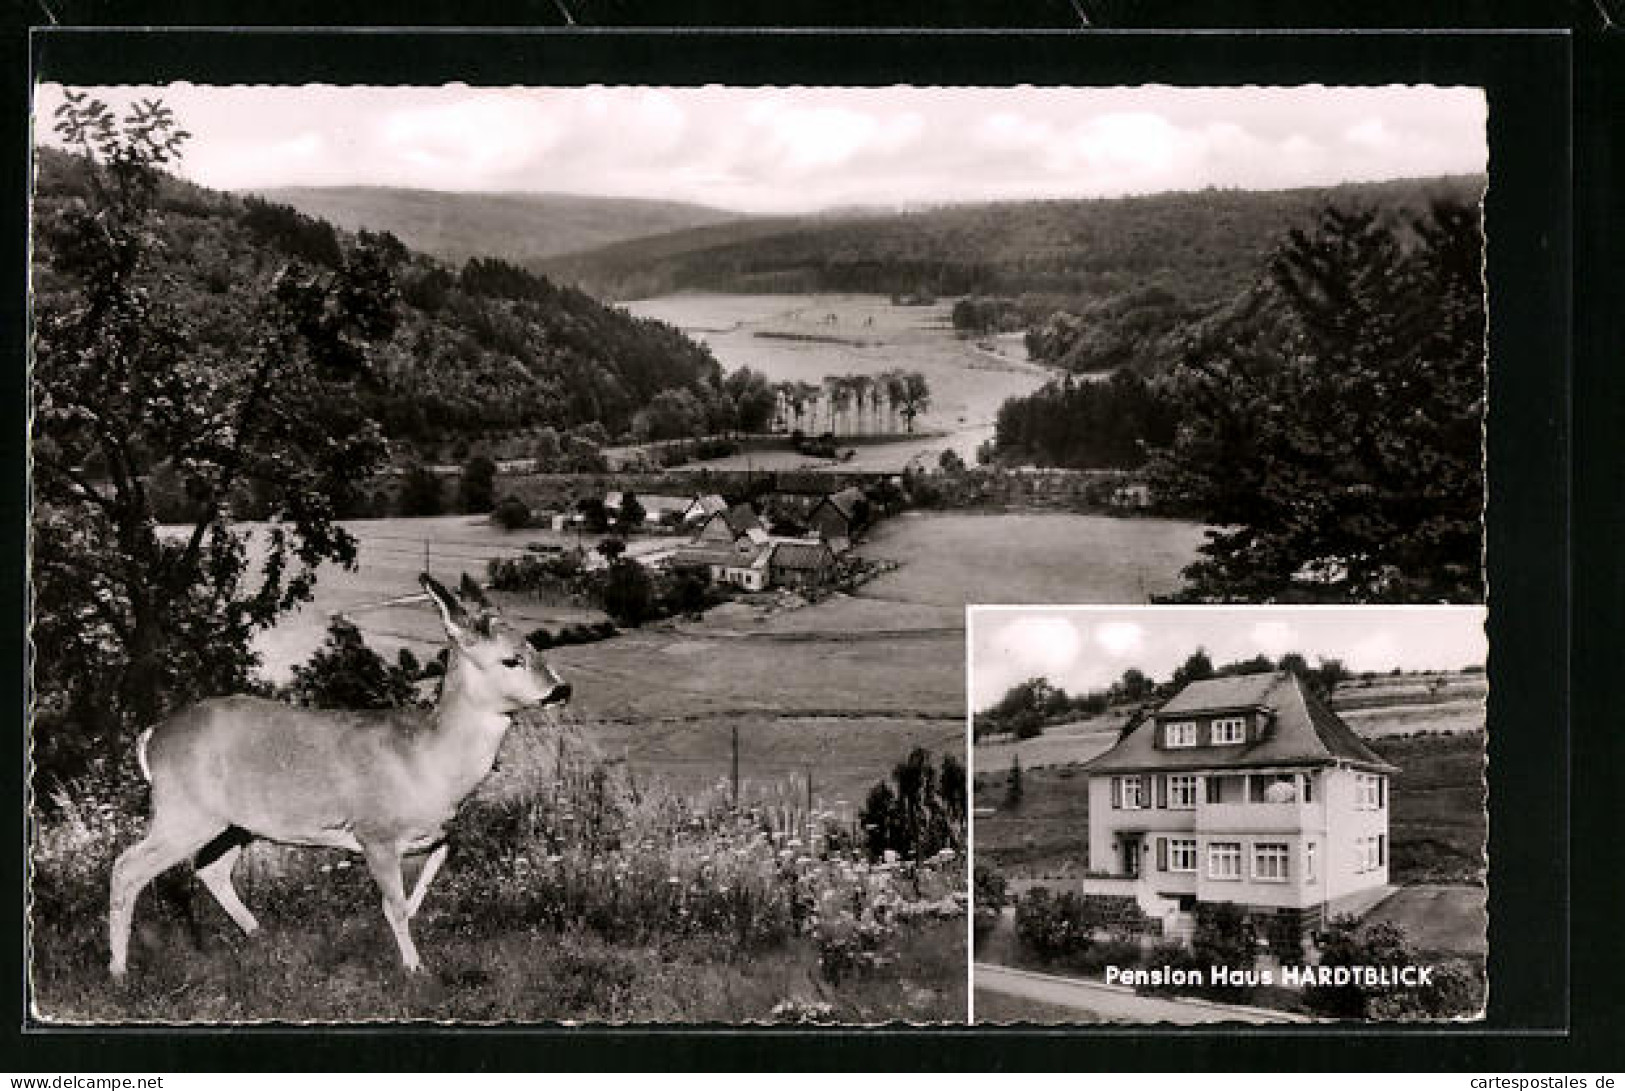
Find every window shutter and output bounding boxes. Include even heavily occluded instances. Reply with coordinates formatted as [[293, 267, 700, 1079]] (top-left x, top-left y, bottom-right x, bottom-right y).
[[1157, 837, 1168, 871], [1141, 774, 1152, 807], [1155, 775, 1166, 809], [1110, 778, 1121, 809]]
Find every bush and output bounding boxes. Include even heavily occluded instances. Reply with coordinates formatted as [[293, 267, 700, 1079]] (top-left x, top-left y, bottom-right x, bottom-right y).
[[459, 455, 497, 513], [287, 618, 418, 710], [1191, 901, 1256, 996], [491, 495, 531, 531], [399, 464, 445, 517]]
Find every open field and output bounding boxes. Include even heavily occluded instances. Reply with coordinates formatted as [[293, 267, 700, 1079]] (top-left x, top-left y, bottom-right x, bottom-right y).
[[1360, 885, 1486, 957], [622, 294, 1050, 468], [974, 985, 1104, 1024], [238, 509, 1205, 803], [859, 512, 1210, 607]]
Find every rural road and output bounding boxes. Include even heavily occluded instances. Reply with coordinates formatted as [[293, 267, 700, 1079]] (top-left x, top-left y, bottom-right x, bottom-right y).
[[973, 963, 1316, 1025]]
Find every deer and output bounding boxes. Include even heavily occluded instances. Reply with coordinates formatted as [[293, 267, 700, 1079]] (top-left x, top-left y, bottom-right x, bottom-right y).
[[107, 574, 571, 977]]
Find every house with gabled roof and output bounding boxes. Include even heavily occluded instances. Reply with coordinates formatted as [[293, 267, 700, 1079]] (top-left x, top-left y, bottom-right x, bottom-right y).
[[1079, 671, 1398, 941], [808, 486, 868, 552], [767, 539, 836, 591]]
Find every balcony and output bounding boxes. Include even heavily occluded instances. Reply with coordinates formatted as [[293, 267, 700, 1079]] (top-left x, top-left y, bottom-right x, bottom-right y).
[[1196, 800, 1321, 834]]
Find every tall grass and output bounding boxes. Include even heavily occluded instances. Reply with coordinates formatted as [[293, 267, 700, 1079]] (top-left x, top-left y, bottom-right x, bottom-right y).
[[28, 710, 966, 1023]]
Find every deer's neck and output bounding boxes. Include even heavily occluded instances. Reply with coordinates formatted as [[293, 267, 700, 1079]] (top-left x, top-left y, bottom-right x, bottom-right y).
[[424, 663, 514, 795]]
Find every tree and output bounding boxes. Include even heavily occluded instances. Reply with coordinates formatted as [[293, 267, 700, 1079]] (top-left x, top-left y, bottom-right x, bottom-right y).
[[600, 557, 654, 627], [938, 448, 966, 474], [1119, 667, 1154, 702], [287, 617, 417, 710], [1171, 648, 1215, 689], [399, 465, 445, 517], [458, 454, 497, 513], [32, 93, 399, 771], [858, 748, 966, 863], [1149, 200, 1485, 602], [1005, 754, 1025, 809], [886, 370, 932, 432], [596, 537, 626, 563], [618, 491, 646, 533]]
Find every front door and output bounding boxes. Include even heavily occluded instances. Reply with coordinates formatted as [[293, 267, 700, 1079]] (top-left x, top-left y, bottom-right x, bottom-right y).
[[1123, 838, 1141, 878]]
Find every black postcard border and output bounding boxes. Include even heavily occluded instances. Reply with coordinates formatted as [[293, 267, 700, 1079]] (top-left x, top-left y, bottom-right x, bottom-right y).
[[4, 17, 1598, 1071]]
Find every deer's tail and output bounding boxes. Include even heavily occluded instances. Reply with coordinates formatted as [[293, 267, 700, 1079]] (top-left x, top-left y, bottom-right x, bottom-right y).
[[135, 726, 155, 783]]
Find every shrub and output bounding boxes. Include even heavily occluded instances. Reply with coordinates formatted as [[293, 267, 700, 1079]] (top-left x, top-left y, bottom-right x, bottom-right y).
[[399, 464, 445, 517], [1191, 901, 1256, 996], [458, 455, 497, 514], [491, 495, 532, 531], [287, 618, 417, 710]]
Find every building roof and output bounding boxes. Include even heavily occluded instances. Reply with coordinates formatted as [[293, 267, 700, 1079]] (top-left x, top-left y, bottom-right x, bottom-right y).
[[1155, 673, 1282, 716], [673, 541, 764, 569], [1082, 672, 1398, 775], [770, 541, 835, 570], [821, 486, 867, 521], [692, 494, 728, 516], [719, 503, 763, 536], [605, 491, 694, 516]]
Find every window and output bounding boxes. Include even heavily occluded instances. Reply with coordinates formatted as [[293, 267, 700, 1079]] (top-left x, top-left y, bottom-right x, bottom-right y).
[[1354, 836, 1384, 873], [1115, 776, 1145, 810], [1168, 774, 1197, 810], [1208, 842, 1241, 880], [1253, 842, 1290, 882], [1305, 841, 1318, 882], [1211, 717, 1246, 744], [1302, 772, 1315, 804], [1165, 721, 1197, 748], [1169, 838, 1197, 873], [1206, 776, 1225, 805], [1357, 773, 1387, 810]]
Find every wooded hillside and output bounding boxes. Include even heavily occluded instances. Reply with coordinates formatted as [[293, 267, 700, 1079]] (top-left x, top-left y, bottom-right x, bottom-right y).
[[534, 176, 1484, 305], [32, 147, 725, 459]]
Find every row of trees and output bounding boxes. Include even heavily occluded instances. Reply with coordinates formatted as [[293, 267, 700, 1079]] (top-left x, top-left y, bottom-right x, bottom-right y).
[[776, 370, 932, 437], [974, 648, 1353, 741]]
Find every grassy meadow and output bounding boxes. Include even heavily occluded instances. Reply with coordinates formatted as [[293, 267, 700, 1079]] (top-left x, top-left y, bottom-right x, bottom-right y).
[[30, 713, 966, 1024]]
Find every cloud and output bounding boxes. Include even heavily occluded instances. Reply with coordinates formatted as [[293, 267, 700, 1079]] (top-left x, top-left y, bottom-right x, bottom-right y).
[[32, 83, 1488, 214], [1093, 621, 1145, 658]]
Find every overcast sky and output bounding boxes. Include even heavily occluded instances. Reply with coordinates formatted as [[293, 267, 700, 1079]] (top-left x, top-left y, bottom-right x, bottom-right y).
[[33, 84, 1486, 215], [969, 606, 1487, 711]]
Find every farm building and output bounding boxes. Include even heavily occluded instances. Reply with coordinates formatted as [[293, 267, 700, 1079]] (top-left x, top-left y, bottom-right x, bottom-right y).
[[671, 538, 772, 590], [1109, 482, 1153, 509], [767, 540, 836, 591], [1078, 671, 1397, 947], [808, 486, 869, 551], [604, 491, 725, 528], [693, 502, 766, 544]]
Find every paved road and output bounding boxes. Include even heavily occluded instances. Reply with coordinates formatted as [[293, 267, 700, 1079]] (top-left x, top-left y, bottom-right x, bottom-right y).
[[974, 963, 1315, 1025]]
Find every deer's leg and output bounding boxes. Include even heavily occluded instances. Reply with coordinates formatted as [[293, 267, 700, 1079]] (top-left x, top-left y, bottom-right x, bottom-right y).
[[405, 842, 450, 919], [360, 840, 421, 972], [109, 816, 224, 977], [195, 830, 259, 937]]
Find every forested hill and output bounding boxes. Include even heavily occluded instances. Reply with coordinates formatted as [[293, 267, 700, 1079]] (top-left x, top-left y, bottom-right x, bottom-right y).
[[254, 185, 741, 266], [32, 147, 724, 458], [535, 176, 1484, 303]]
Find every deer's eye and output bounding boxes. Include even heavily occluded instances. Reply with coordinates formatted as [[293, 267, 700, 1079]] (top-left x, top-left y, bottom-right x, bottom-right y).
[[501, 655, 523, 669]]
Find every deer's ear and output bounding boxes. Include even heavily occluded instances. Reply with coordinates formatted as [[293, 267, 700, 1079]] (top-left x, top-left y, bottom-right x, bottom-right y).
[[421, 573, 473, 643]]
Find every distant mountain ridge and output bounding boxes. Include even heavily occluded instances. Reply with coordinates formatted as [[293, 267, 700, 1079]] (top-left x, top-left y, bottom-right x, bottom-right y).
[[533, 176, 1486, 303], [252, 185, 743, 266]]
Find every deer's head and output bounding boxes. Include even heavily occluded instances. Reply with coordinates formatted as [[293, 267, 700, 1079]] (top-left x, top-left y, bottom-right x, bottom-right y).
[[422, 574, 572, 712]]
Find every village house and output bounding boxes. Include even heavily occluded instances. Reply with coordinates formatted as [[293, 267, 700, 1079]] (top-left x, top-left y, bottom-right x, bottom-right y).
[[766, 539, 837, 592], [671, 502, 773, 589], [604, 491, 726, 530], [807, 486, 868, 553], [1078, 671, 1397, 945]]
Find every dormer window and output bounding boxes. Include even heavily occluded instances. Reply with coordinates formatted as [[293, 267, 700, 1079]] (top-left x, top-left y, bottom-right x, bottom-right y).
[[1211, 716, 1246, 744], [1164, 721, 1197, 748]]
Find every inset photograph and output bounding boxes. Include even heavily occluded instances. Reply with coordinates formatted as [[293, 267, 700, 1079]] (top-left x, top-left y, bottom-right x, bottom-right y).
[[971, 606, 1486, 1024]]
